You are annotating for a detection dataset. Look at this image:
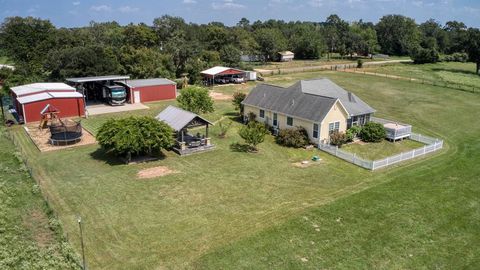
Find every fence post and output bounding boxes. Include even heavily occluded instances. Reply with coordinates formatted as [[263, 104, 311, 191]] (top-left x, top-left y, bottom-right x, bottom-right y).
[[335, 146, 338, 156], [423, 145, 426, 155]]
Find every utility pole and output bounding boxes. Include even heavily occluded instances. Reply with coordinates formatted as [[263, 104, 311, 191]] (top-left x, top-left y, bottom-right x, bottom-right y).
[[78, 217, 86, 270]]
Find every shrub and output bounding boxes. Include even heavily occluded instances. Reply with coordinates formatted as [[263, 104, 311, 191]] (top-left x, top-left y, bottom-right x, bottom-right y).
[[357, 59, 364, 68], [276, 127, 309, 148], [177, 86, 214, 114], [359, 122, 386, 142], [410, 46, 440, 64], [441, 52, 468, 63], [232, 92, 247, 113], [346, 125, 362, 142], [246, 111, 256, 123], [330, 131, 348, 147], [97, 116, 174, 163], [217, 120, 232, 138], [238, 121, 268, 152]]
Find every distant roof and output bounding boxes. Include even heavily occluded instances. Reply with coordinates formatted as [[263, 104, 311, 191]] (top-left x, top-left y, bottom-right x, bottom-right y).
[[11, 83, 76, 97], [66, 75, 130, 83], [200, 66, 244, 76], [155, 105, 213, 131], [123, 78, 176, 88], [300, 79, 376, 116], [242, 83, 338, 123], [17, 91, 83, 104], [242, 78, 375, 122], [278, 51, 294, 56]]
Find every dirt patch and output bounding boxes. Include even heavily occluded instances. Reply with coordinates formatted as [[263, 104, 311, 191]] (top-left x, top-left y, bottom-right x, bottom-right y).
[[23, 209, 55, 249], [292, 160, 322, 168], [137, 166, 179, 179], [24, 123, 96, 152], [209, 91, 232, 101]]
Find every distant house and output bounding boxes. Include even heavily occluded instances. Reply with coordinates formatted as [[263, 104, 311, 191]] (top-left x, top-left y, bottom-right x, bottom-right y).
[[241, 78, 375, 143], [278, 51, 294, 62]]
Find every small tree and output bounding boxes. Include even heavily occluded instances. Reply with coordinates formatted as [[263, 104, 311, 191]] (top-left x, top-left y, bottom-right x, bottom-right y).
[[232, 92, 247, 114], [276, 127, 309, 148], [97, 116, 174, 163], [357, 59, 364, 68], [177, 86, 214, 114], [330, 131, 348, 147], [217, 119, 232, 138], [239, 121, 268, 152], [359, 122, 386, 142]]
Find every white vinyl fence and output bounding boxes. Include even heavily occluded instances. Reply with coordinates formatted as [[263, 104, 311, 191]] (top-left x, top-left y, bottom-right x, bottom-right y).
[[318, 133, 443, 170]]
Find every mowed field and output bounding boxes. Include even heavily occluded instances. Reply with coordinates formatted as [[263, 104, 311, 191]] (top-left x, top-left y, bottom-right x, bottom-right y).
[[9, 66, 480, 269], [363, 61, 480, 88]]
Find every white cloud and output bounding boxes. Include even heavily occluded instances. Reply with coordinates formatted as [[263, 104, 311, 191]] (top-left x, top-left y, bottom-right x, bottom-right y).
[[308, 0, 323, 8], [72, 1, 80, 6], [118, 6, 140, 13], [211, 0, 246, 10], [183, 0, 197, 4], [90, 5, 112, 12]]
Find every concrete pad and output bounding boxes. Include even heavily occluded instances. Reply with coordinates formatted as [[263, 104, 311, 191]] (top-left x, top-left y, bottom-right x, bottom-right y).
[[86, 103, 149, 116]]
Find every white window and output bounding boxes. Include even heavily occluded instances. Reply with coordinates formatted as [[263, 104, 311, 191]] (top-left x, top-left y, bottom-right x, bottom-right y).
[[329, 121, 340, 133], [273, 113, 278, 127]]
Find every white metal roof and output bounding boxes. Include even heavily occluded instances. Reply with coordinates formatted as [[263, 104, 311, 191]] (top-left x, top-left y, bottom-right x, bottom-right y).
[[49, 92, 83, 98], [279, 51, 294, 56], [17, 91, 83, 104], [17, 93, 52, 104], [200, 66, 244, 76], [11, 83, 76, 97], [66, 75, 130, 83]]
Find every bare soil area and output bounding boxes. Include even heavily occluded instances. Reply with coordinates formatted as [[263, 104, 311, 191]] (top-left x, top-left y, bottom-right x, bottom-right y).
[[137, 166, 179, 179]]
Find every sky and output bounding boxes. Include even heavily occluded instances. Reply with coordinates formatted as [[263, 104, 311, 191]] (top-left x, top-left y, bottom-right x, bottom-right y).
[[1, 0, 479, 28]]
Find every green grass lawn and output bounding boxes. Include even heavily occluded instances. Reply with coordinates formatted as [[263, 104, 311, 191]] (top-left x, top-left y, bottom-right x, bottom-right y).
[[364, 62, 480, 88], [8, 68, 480, 269], [341, 139, 425, 160], [0, 127, 79, 269]]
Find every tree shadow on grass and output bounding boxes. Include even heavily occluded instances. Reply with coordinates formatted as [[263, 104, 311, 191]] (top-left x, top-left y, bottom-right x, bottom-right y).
[[430, 67, 478, 76], [90, 148, 166, 166], [230, 142, 251, 153]]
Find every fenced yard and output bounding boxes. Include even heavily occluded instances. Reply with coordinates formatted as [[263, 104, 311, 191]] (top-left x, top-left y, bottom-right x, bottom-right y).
[[318, 133, 444, 170]]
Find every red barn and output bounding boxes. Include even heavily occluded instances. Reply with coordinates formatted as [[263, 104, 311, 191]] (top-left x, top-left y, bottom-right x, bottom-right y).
[[120, 78, 177, 104], [10, 83, 85, 124]]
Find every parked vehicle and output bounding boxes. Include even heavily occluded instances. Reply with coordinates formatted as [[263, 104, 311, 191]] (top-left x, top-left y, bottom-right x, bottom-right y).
[[101, 84, 127, 106], [230, 75, 245, 84], [215, 77, 229, 84]]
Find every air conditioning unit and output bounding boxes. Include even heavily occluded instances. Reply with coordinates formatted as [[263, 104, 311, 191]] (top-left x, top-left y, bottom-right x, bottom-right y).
[[273, 128, 279, 136]]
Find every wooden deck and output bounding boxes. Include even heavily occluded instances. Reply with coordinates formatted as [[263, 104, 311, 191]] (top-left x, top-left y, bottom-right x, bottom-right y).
[[371, 117, 412, 141], [173, 144, 216, 156]]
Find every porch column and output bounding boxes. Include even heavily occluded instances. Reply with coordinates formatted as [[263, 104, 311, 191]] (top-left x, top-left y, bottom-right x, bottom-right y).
[[206, 124, 209, 138], [181, 129, 184, 142]]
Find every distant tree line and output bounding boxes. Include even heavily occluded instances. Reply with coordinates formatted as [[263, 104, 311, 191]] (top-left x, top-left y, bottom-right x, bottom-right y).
[[0, 14, 479, 86]]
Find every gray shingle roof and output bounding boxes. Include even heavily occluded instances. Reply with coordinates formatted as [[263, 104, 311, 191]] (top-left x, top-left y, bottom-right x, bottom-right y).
[[242, 82, 338, 123], [125, 78, 176, 87], [155, 106, 212, 131], [300, 78, 376, 116], [242, 78, 375, 122]]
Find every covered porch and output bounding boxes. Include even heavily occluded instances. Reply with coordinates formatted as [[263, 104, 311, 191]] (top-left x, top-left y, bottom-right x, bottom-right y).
[[156, 106, 215, 156]]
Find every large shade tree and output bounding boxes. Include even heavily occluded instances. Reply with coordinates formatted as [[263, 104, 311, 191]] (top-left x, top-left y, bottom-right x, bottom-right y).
[[97, 116, 174, 163], [376, 15, 420, 55], [466, 28, 480, 75]]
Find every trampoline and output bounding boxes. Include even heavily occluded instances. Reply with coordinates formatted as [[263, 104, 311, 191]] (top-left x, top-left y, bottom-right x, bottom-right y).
[[49, 120, 83, 146]]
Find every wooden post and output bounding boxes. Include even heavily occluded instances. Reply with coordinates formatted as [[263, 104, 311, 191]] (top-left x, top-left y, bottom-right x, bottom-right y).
[[206, 124, 209, 138]]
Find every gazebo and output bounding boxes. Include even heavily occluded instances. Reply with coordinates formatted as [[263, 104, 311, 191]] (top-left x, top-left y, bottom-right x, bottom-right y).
[[156, 106, 215, 155]]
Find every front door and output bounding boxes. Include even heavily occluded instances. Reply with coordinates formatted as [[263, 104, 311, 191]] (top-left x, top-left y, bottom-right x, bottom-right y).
[[134, 91, 141, 104]]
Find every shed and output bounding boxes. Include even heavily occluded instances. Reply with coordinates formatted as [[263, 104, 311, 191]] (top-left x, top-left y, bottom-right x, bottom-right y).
[[278, 51, 295, 62], [120, 78, 177, 104], [16, 91, 85, 123]]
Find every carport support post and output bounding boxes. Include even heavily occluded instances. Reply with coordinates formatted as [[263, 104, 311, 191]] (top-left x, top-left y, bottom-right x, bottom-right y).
[[206, 124, 209, 138]]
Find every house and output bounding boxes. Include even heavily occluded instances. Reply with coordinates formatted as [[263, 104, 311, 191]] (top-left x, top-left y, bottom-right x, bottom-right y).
[[241, 78, 375, 143], [10, 83, 85, 124], [278, 51, 295, 62]]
